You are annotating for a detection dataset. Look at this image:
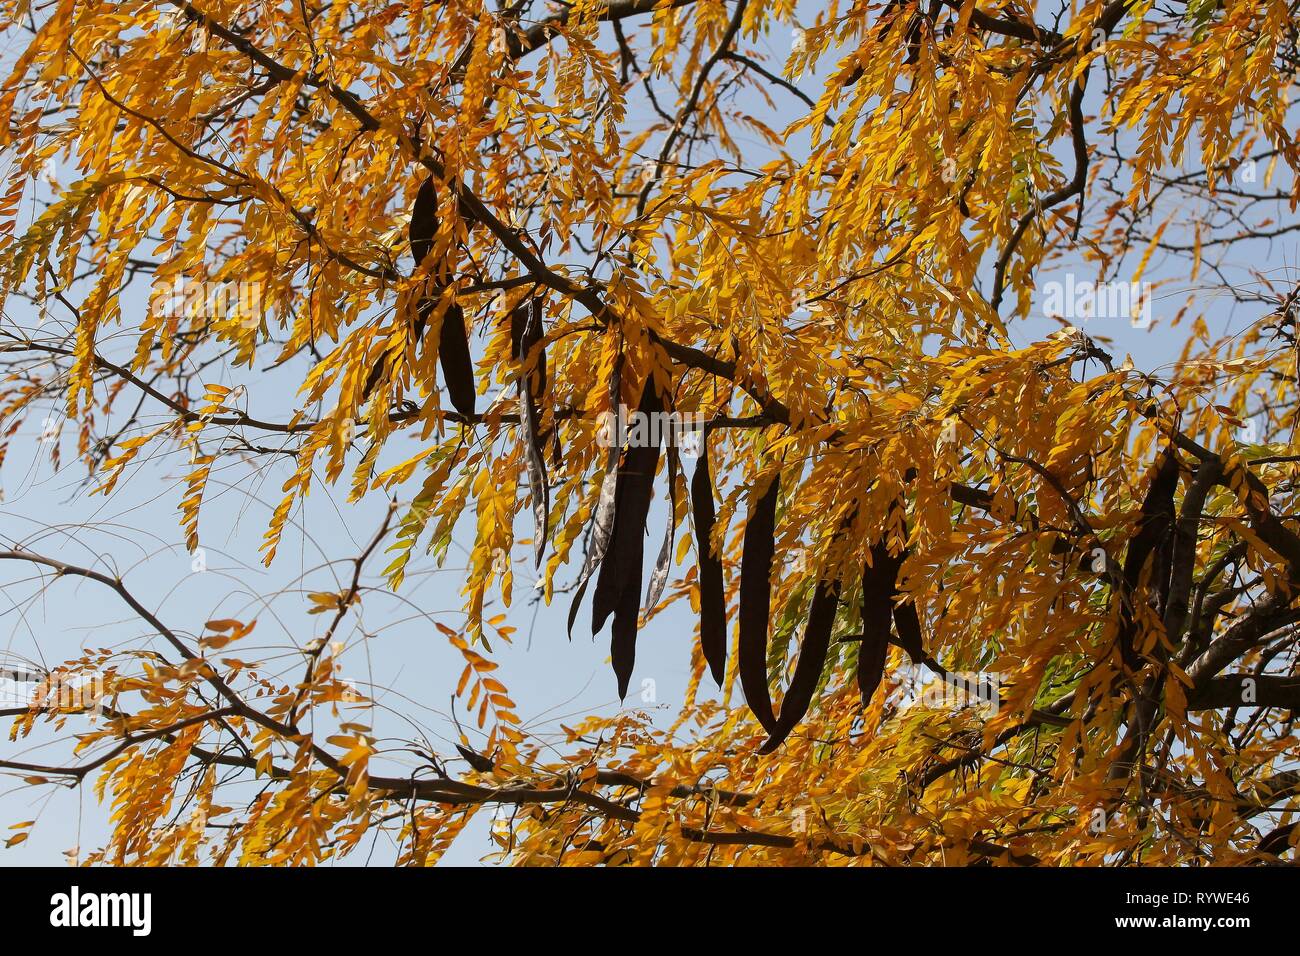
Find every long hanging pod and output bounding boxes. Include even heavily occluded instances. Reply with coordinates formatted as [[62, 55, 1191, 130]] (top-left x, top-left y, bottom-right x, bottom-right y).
[[643, 451, 678, 614], [892, 597, 926, 663], [408, 176, 439, 266], [609, 556, 643, 699], [858, 538, 900, 704], [566, 359, 622, 639], [591, 380, 663, 698], [759, 509, 859, 751], [435, 302, 476, 418], [857, 501, 930, 702], [738, 472, 780, 734], [511, 298, 549, 567], [760, 575, 839, 753], [690, 438, 727, 686], [408, 176, 475, 418], [611, 459, 679, 702], [885, 528, 926, 663], [364, 177, 443, 402], [591, 381, 663, 634], [510, 296, 547, 399], [1116, 448, 1179, 668]]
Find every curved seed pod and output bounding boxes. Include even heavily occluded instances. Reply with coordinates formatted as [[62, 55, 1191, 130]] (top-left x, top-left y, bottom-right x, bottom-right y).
[[409, 176, 438, 267], [605, 388, 672, 698], [361, 350, 387, 403], [691, 445, 727, 686], [761, 575, 839, 753], [857, 625, 890, 707], [409, 176, 474, 417], [738, 472, 780, 734], [511, 298, 547, 399], [367, 177, 441, 404], [1117, 449, 1180, 668], [610, 529, 645, 699], [516, 294, 558, 464], [437, 301, 476, 418], [858, 540, 898, 702], [874, 503, 928, 663], [858, 504, 931, 701], [891, 598, 926, 664], [520, 383, 549, 567], [568, 469, 618, 638], [591, 382, 663, 634], [567, 360, 623, 637], [410, 175, 479, 264], [510, 297, 548, 566], [454, 744, 494, 773], [408, 291, 472, 416], [643, 452, 678, 614]]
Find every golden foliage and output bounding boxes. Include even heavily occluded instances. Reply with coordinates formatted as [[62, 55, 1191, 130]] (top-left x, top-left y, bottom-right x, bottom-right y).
[[1, 0, 1299, 865]]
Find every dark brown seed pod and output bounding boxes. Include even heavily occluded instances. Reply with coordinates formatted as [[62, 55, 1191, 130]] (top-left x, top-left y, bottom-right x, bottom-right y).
[[760, 575, 839, 753], [510, 297, 547, 399], [857, 624, 890, 707], [361, 352, 387, 404], [691, 446, 727, 686], [454, 744, 495, 773], [591, 381, 663, 635], [566, 361, 623, 639], [857, 503, 930, 701], [410, 176, 474, 417], [610, 540, 644, 700], [510, 297, 548, 565], [875, 504, 927, 663], [409, 175, 480, 267], [643, 452, 678, 614], [367, 177, 455, 404], [437, 301, 476, 418], [891, 598, 926, 664], [858, 540, 899, 702], [520, 377, 548, 568], [738, 472, 780, 734], [1117, 448, 1180, 668], [409, 176, 439, 267]]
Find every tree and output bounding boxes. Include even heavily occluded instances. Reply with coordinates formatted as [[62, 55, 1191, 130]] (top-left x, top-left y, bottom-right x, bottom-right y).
[[0, 0, 1298, 865]]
